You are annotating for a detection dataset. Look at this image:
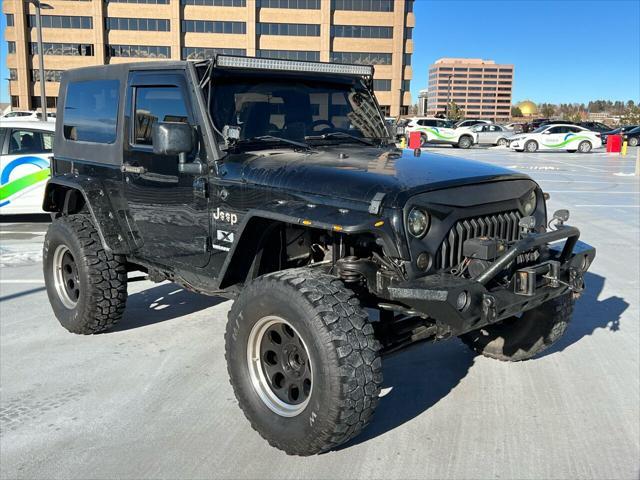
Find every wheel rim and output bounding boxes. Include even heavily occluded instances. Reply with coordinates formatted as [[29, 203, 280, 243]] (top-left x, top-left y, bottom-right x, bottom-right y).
[[52, 244, 80, 309], [498, 138, 507, 146], [247, 316, 313, 417], [630, 138, 638, 147], [527, 142, 536, 152], [461, 137, 470, 148], [580, 141, 591, 152]]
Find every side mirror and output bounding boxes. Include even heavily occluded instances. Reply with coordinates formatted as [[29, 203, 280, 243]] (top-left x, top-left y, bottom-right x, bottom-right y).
[[152, 122, 203, 175]]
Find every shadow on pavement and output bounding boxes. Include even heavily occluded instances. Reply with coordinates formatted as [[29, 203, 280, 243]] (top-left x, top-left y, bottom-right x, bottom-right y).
[[112, 282, 227, 332], [339, 272, 625, 451], [538, 271, 626, 357], [0, 286, 46, 302]]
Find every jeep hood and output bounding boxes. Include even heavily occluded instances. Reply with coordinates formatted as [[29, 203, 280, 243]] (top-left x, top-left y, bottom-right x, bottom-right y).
[[224, 145, 529, 208]]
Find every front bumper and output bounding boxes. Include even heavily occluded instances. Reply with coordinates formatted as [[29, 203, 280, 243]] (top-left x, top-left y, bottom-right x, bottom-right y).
[[386, 225, 595, 336]]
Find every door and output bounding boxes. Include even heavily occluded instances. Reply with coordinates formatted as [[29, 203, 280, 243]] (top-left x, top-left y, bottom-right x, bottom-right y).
[[0, 127, 53, 214], [539, 125, 565, 150], [484, 125, 503, 144], [475, 124, 492, 144], [123, 71, 210, 269]]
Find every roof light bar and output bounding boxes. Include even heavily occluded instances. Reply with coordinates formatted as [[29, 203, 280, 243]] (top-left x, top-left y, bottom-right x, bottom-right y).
[[215, 55, 373, 77]]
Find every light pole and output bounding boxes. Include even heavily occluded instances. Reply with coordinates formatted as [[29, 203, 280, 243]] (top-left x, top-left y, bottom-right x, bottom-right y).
[[28, 0, 53, 121]]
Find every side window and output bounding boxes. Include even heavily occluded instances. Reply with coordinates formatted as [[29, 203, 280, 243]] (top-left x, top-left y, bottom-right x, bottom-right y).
[[546, 126, 561, 134], [63, 80, 120, 143], [436, 120, 449, 128], [489, 125, 500, 132], [569, 126, 582, 133], [8, 130, 53, 154], [133, 86, 189, 146]]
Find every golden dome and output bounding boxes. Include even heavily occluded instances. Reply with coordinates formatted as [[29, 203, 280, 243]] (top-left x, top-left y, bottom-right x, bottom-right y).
[[517, 100, 538, 116]]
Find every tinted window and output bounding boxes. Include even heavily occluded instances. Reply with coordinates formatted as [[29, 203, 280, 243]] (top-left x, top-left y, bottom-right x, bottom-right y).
[[63, 80, 120, 143], [8, 130, 54, 154], [134, 87, 189, 145]]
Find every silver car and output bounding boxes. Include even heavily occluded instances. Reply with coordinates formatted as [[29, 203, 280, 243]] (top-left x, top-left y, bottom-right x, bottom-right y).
[[473, 124, 511, 146]]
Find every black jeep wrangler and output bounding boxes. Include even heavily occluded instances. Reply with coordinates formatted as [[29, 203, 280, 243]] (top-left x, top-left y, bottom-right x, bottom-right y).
[[42, 56, 595, 456]]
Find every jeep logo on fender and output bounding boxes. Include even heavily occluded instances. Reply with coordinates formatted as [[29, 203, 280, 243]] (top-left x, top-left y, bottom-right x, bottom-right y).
[[213, 207, 238, 225]]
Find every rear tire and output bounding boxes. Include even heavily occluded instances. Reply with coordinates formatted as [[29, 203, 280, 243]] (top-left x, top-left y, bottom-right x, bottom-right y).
[[524, 140, 538, 153], [459, 293, 573, 362], [43, 215, 127, 334], [225, 268, 382, 456], [628, 137, 639, 147], [578, 140, 592, 153]]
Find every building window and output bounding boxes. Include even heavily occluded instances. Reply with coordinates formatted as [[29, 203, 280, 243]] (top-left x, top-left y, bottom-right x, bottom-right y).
[[330, 52, 392, 65], [498, 81, 512, 85], [63, 80, 119, 143], [400, 106, 408, 116], [30, 96, 58, 109], [9, 69, 17, 81], [182, 47, 246, 59], [182, 0, 246, 4], [333, 0, 394, 12], [108, 0, 169, 3], [31, 69, 64, 82], [27, 15, 93, 29], [405, 0, 414, 12], [11, 96, 19, 108], [332, 25, 393, 38], [106, 17, 170, 31], [379, 105, 390, 116], [108, 44, 170, 58], [257, 49, 319, 61], [8, 41, 16, 53], [373, 79, 391, 91], [182, 20, 246, 33], [404, 27, 413, 39], [6, 14, 14, 26], [404, 54, 412, 65], [257, 0, 319, 8], [258, 23, 320, 36], [29, 42, 94, 56], [402, 80, 410, 91]]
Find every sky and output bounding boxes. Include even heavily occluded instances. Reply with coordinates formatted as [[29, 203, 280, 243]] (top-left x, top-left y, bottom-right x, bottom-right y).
[[1, 0, 639, 106]]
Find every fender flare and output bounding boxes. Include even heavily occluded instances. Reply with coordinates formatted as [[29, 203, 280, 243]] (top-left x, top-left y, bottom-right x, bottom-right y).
[[42, 175, 133, 254], [217, 203, 403, 289]]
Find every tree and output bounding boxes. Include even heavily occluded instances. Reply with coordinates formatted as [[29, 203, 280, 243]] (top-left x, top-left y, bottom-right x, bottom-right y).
[[621, 105, 640, 125], [540, 103, 556, 118], [446, 101, 464, 121], [511, 106, 523, 117]]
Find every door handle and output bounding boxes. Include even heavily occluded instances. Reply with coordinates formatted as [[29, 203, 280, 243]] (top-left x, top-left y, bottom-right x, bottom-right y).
[[121, 163, 146, 174]]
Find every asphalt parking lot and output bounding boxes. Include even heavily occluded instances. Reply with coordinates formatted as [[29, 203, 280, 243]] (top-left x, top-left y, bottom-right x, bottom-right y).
[[1, 147, 639, 480]]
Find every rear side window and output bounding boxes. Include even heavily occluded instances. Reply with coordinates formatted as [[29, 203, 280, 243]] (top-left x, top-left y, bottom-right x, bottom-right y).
[[63, 80, 120, 143], [133, 86, 189, 146], [8, 129, 54, 154]]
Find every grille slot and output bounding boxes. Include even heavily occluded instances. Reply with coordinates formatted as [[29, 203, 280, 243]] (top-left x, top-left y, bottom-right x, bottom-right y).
[[436, 211, 522, 271]]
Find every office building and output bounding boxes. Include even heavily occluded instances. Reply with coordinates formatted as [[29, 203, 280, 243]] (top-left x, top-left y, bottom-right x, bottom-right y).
[[426, 58, 514, 122], [3, 0, 414, 116]]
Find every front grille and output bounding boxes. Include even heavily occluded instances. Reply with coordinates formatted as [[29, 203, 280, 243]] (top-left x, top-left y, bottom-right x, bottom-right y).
[[435, 210, 522, 271]]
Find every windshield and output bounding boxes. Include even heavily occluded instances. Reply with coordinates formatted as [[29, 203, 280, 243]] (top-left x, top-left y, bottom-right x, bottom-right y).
[[532, 126, 549, 133], [210, 76, 389, 148]]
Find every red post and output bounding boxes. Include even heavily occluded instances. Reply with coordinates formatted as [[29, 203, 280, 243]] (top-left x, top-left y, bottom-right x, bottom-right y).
[[607, 134, 622, 153], [409, 131, 421, 150]]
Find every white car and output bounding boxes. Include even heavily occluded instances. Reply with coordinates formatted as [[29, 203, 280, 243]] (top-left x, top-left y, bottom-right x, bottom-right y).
[[0, 120, 55, 214], [0, 110, 55, 121], [473, 124, 512, 146], [405, 117, 478, 149], [455, 119, 491, 129], [508, 124, 602, 153]]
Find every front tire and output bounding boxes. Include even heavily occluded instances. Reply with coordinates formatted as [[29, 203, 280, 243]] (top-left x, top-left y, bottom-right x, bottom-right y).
[[43, 215, 127, 334], [497, 138, 508, 147], [578, 140, 592, 153], [458, 135, 473, 149], [628, 137, 639, 147], [459, 294, 573, 362], [225, 268, 382, 456], [524, 140, 538, 153]]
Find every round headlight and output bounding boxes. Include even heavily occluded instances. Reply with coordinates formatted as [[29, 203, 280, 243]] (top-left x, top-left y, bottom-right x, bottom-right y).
[[522, 190, 537, 216], [408, 208, 430, 238]]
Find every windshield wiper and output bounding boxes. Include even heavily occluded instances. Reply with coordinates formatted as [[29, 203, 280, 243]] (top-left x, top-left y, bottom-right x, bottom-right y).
[[240, 135, 311, 150], [305, 131, 377, 146]]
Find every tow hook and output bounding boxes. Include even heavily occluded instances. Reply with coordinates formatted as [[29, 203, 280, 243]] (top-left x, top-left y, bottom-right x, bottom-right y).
[[569, 268, 585, 298], [481, 294, 497, 323]]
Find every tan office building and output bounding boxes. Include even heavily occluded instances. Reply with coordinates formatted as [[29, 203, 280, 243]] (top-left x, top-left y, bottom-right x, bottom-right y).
[[3, 0, 414, 116], [426, 58, 514, 122]]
